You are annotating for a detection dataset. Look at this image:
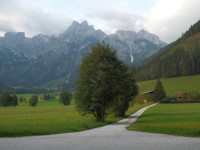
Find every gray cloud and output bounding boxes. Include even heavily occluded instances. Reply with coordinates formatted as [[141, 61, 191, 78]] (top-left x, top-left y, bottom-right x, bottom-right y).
[[0, 0, 199, 43], [16, 7, 72, 36], [145, 0, 200, 43], [87, 10, 147, 34], [0, 1, 71, 37], [87, 0, 200, 43], [0, 18, 15, 33]]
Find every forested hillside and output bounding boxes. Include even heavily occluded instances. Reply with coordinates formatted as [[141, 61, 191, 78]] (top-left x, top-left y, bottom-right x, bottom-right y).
[[134, 20, 200, 81]]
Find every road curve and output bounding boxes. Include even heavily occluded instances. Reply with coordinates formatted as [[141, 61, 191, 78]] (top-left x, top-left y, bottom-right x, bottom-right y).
[[0, 103, 199, 150]]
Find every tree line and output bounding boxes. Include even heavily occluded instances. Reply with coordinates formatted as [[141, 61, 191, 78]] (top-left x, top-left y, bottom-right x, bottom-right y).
[[182, 20, 200, 39], [134, 44, 200, 81], [0, 91, 72, 107]]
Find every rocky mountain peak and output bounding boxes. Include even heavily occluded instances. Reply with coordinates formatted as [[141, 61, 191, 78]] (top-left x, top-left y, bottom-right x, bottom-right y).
[[32, 34, 50, 42], [62, 21, 106, 42], [138, 29, 148, 34], [81, 21, 89, 27], [65, 21, 94, 34], [116, 30, 137, 36], [137, 29, 166, 45], [4, 32, 25, 42], [116, 30, 137, 41]]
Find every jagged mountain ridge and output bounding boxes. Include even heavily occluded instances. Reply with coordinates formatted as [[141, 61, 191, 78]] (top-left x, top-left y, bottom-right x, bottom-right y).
[[0, 21, 167, 89]]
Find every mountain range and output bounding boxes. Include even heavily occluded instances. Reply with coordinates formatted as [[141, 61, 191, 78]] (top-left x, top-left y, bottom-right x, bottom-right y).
[[0, 21, 167, 90]]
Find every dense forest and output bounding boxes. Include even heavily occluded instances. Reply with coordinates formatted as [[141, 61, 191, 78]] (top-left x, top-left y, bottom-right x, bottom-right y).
[[134, 20, 200, 81]]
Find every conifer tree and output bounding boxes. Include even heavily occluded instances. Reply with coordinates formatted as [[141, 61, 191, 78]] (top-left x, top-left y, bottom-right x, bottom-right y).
[[153, 79, 166, 102]]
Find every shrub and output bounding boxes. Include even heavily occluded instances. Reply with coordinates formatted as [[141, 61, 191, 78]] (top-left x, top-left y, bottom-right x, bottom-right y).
[[43, 94, 55, 100], [182, 92, 200, 103], [11, 95, 18, 106], [160, 96, 176, 103], [133, 94, 154, 104], [0, 93, 18, 107], [59, 91, 71, 106], [29, 95, 38, 107]]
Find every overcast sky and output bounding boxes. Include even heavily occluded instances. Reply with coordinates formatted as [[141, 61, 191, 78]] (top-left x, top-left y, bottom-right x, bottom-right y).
[[0, 0, 199, 43]]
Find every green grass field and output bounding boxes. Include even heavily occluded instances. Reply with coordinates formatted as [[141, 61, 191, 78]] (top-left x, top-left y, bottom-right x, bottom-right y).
[[0, 100, 148, 137], [127, 104, 200, 137], [137, 74, 200, 96]]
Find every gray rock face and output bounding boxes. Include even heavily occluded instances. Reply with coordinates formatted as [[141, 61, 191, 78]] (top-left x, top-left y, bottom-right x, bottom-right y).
[[105, 29, 167, 64], [0, 21, 167, 89]]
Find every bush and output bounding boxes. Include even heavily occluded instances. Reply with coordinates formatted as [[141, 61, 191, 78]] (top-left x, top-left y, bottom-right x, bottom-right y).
[[0, 92, 18, 107], [160, 96, 176, 103], [29, 95, 38, 107], [59, 91, 71, 106], [11, 95, 18, 106], [182, 92, 200, 103], [133, 94, 154, 104], [43, 94, 55, 100], [160, 92, 200, 103]]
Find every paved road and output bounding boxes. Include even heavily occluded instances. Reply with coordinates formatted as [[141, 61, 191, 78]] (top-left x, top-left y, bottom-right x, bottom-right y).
[[0, 104, 199, 150]]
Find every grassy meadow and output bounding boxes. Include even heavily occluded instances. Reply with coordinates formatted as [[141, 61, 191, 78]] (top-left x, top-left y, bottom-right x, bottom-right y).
[[127, 103, 200, 137], [137, 74, 200, 96], [0, 100, 148, 137]]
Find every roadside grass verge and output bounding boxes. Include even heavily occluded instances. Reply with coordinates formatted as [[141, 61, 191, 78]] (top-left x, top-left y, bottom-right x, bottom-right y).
[[0, 100, 148, 137], [127, 103, 200, 137]]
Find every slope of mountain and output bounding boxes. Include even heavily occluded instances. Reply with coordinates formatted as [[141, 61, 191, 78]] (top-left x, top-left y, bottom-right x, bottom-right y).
[[0, 21, 166, 90], [135, 20, 200, 81]]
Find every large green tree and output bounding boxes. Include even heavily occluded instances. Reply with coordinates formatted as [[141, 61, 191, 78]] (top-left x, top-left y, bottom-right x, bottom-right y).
[[153, 79, 166, 102], [75, 43, 138, 121]]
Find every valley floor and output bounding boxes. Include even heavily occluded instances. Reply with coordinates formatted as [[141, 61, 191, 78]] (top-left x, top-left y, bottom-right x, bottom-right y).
[[0, 104, 199, 150]]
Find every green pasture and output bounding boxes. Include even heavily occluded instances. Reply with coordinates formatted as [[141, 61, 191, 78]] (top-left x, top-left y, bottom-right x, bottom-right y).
[[0, 100, 148, 137], [137, 75, 200, 96], [127, 103, 200, 137]]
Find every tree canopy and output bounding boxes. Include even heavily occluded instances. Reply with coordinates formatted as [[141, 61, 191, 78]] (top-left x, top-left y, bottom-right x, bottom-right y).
[[75, 43, 138, 121]]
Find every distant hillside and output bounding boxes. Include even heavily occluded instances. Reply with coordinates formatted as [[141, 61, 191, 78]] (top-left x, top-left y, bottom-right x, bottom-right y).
[[134, 20, 200, 81], [137, 75, 200, 96]]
